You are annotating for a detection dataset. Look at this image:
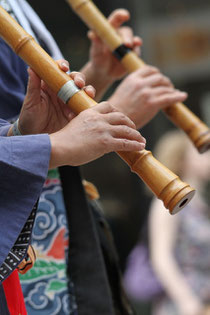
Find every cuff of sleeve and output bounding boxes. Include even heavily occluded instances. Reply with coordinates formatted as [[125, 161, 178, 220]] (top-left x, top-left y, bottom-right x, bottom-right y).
[[0, 125, 11, 136], [0, 134, 51, 269]]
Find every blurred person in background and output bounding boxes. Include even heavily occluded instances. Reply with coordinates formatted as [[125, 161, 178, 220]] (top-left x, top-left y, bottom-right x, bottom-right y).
[[0, 0, 187, 314], [149, 130, 210, 315]]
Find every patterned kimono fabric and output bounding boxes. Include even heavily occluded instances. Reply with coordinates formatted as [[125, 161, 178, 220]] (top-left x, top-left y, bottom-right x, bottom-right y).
[[0, 2, 135, 314], [0, 1, 72, 313], [0, 203, 37, 314]]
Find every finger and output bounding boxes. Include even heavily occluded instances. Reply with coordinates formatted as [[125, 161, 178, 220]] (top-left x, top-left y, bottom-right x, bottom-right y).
[[68, 111, 76, 121], [110, 138, 146, 152], [87, 30, 102, 44], [108, 9, 130, 29], [133, 36, 143, 47], [150, 91, 188, 108], [56, 59, 70, 72], [26, 68, 41, 95], [118, 26, 134, 47], [106, 112, 136, 129], [70, 71, 85, 88], [135, 65, 160, 78], [111, 125, 146, 143], [133, 45, 141, 56], [93, 102, 117, 114], [83, 85, 96, 99], [142, 73, 173, 88], [148, 86, 179, 96]]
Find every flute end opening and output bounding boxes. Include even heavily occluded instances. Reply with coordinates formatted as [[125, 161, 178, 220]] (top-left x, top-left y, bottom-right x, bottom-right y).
[[170, 189, 196, 215]]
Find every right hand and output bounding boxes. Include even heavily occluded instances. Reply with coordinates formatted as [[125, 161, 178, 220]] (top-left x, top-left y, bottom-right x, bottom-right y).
[[109, 65, 187, 129], [49, 102, 146, 168]]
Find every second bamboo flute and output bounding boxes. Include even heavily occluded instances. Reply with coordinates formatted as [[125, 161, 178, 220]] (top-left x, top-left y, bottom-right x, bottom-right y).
[[0, 6, 195, 214], [66, 0, 210, 154]]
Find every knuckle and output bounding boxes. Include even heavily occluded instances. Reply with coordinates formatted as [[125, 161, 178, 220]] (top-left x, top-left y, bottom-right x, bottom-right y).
[[146, 65, 159, 73], [101, 135, 110, 147], [135, 80, 143, 89], [121, 139, 129, 150], [108, 103, 117, 112], [140, 88, 150, 100], [151, 66, 159, 73], [118, 112, 127, 121], [123, 125, 132, 136]]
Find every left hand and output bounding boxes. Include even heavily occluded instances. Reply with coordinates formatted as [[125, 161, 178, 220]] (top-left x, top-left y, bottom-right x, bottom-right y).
[[87, 9, 142, 81], [18, 59, 95, 135]]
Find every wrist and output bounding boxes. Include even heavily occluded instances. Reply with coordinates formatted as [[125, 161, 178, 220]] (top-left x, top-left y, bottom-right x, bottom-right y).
[[49, 132, 64, 169], [82, 61, 115, 90]]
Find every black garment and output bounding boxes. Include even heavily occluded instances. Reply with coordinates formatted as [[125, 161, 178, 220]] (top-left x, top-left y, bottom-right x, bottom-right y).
[[60, 166, 135, 315], [0, 284, 10, 315]]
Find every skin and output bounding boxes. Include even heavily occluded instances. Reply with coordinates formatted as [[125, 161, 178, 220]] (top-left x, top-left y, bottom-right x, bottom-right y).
[[49, 102, 146, 168], [82, 9, 188, 128], [8, 9, 187, 168], [109, 65, 188, 129], [81, 9, 142, 101], [8, 60, 146, 168], [18, 60, 96, 135], [149, 144, 210, 315]]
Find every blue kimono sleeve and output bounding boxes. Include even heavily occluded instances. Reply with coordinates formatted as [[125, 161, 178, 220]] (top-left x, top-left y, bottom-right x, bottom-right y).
[[0, 133, 51, 269], [0, 119, 10, 136], [0, 38, 28, 120]]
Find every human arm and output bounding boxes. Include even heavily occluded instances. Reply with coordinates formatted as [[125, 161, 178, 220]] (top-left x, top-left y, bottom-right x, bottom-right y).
[[6, 60, 95, 136], [81, 9, 142, 101], [108, 66, 188, 129], [148, 198, 204, 315], [48, 101, 146, 168], [0, 103, 144, 274], [0, 132, 51, 271]]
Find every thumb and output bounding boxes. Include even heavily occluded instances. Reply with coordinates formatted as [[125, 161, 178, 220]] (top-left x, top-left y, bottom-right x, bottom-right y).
[[25, 67, 41, 103]]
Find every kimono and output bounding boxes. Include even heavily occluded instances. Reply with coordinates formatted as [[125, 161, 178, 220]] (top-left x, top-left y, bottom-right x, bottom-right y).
[[0, 119, 51, 314], [0, 1, 134, 314]]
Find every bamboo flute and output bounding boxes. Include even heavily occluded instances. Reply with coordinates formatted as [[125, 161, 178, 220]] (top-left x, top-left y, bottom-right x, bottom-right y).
[[66, 0, 210, 154], [0, 6, 195, 214]]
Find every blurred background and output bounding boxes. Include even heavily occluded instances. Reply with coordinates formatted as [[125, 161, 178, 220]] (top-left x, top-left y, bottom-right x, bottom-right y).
[[28, 0, 210, 313]]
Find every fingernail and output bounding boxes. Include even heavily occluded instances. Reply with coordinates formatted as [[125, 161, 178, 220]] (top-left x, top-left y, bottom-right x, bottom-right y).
[[125, 41, 133, 48], [77, 78, 85, 85], [61, 62, 69, 70]]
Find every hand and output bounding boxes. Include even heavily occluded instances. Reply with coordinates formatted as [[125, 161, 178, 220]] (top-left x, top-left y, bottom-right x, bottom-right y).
[[18, 59, 95, 135], [109, 65, 188, 129], [49, 102, 146, 168], [82, 9, 142, 100], [177, 298, 204, 315], [202, 306, 210, 315], [88, 9, 141, 80]]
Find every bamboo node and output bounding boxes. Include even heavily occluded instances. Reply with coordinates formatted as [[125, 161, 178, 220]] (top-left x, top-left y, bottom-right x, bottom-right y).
[[14, 35, 33, 54]]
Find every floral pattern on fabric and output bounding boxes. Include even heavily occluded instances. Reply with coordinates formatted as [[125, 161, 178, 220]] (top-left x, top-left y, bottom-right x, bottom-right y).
[[20, 169, 78, 315]]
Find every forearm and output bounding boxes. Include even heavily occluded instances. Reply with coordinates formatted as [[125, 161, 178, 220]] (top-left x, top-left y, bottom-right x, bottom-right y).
[[81, 61, 115, 101], [152, 253, 203, 311], [149, 201, 203, 313]]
